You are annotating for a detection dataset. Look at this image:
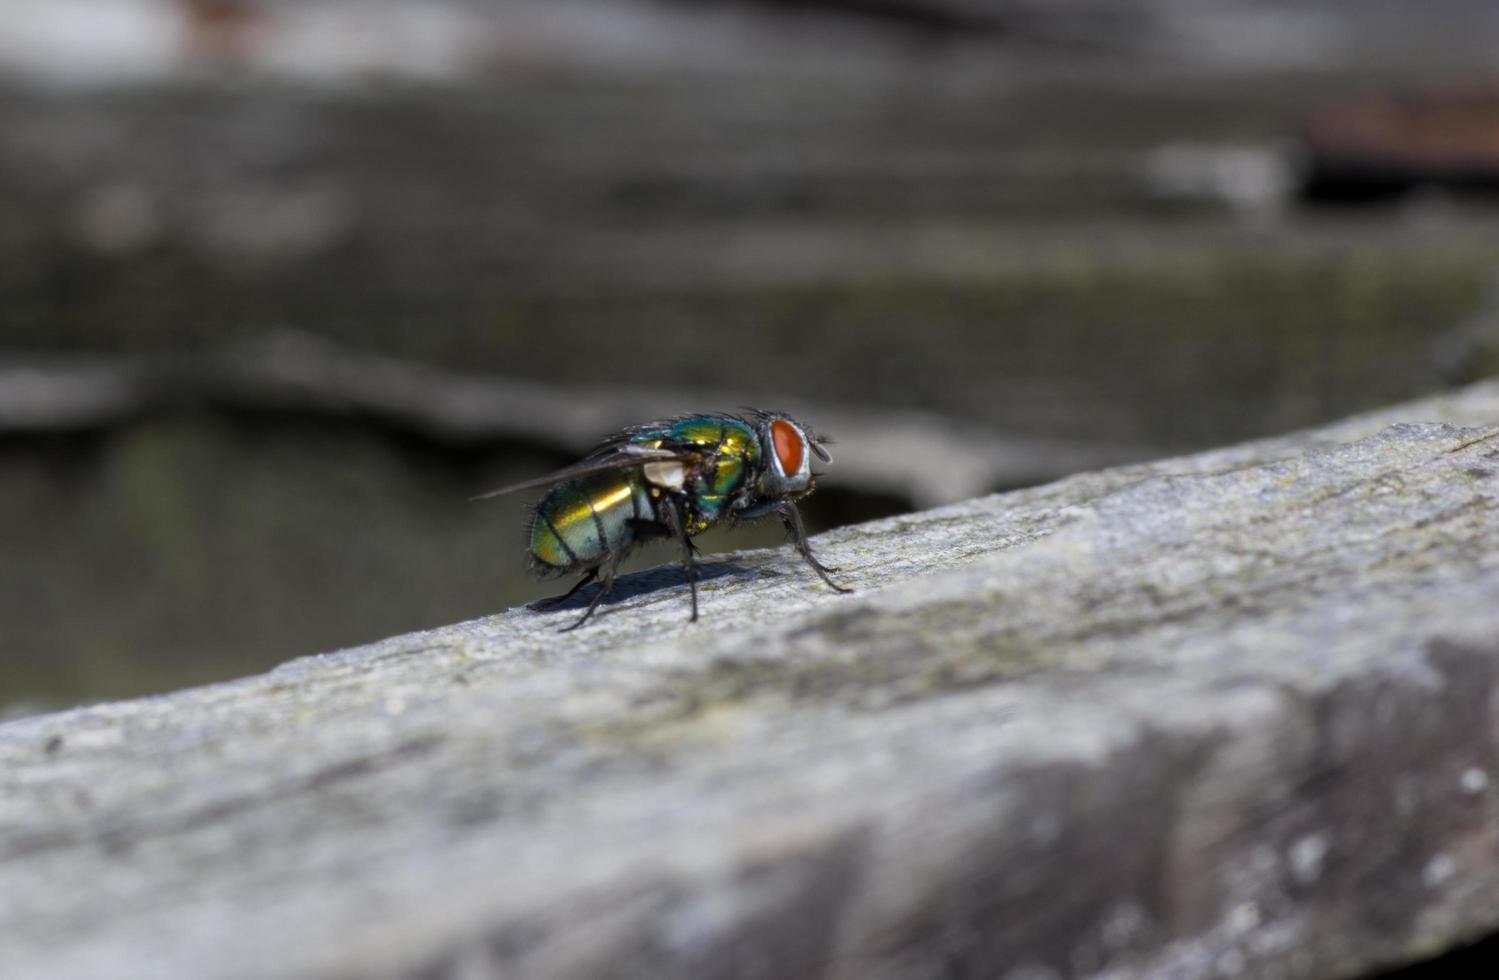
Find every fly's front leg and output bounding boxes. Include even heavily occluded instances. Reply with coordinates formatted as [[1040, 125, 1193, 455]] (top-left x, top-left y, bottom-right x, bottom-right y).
[[663, 496, 700, 621], [779, 502, 851, 593]]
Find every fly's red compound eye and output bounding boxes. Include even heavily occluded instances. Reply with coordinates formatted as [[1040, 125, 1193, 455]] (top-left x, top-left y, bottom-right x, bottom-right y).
[[771, 418, 804, 476]]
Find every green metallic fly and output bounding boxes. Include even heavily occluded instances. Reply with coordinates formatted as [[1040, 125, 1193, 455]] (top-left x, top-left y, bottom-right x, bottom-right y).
[[476, 410, 851, 630]]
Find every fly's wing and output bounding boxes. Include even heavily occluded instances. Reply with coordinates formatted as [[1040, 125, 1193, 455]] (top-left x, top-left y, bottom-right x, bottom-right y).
[[470, 445, 691, 501]]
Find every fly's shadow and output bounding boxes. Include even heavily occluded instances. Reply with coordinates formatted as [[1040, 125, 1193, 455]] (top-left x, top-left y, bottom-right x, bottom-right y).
[[526, 561, 746, 616]]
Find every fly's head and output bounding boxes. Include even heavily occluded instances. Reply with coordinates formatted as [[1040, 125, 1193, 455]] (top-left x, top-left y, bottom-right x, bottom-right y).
[[751, 412, 832, 503]]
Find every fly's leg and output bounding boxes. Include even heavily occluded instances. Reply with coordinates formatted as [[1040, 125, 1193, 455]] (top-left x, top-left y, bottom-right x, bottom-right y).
[[663, 496, 700, 622], [560, 557, 621, 632], [528, 568, 597, 611], [640, 516, 700, 560], [779, 502, 852, 593]]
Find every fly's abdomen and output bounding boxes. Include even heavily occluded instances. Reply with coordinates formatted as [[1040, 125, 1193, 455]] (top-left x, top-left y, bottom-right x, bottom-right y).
[[529, 473, 652, 572]]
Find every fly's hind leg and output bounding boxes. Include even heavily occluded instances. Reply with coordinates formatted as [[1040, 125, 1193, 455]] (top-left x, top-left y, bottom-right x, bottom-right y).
[[528, 568, 598, 611], [779, 502, 852, 593], [559, 556, 622, 632]]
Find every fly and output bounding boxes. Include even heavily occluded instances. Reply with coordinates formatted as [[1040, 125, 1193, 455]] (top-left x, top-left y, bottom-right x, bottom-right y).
[[475, 410, 852, 630]]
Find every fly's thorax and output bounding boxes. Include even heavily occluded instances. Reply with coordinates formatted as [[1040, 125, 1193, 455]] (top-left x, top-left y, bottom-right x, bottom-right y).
[[529, 472, 652, 572], [652, 416, 760, 456], [685, 494, 732, 534], [633, 415, 763, 535]]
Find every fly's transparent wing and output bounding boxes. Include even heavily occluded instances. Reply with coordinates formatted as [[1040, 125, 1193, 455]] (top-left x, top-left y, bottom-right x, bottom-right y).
[[470, 447, 691, 501]]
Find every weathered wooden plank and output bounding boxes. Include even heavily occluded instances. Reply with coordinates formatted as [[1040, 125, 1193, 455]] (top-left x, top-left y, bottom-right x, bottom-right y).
[[2, 381, 1498, 979]]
